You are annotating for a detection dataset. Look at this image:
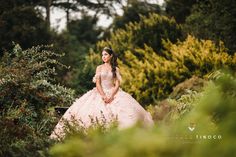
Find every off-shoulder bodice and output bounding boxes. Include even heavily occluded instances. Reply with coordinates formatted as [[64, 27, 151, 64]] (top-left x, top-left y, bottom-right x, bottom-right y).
[[92, 67, 122, 91]]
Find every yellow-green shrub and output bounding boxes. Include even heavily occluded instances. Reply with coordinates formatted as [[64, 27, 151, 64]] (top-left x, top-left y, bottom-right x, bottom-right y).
[[97, 13, 182, 58], [119, 36, 235, 105]]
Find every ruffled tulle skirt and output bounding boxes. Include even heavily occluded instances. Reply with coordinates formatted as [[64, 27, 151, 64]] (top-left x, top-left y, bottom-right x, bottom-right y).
[[50, 87, 154, 139]]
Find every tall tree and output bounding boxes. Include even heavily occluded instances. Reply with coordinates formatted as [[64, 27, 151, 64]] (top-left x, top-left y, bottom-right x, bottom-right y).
[[48, 0, 122, 28], [164, 0, 198, 23], [43, 0, 52, 26], [184, 0, 236, 54], [97, 13, 182, 59], [52, 13, 103, 91], [0, 0, 52, 53], [68, 13, 102, 44], [112, 0, 162, 30]]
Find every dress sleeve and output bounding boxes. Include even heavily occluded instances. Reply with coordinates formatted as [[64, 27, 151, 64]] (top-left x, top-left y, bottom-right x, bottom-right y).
[[92, 66, 101, 83], [116, 67, 122, 82]]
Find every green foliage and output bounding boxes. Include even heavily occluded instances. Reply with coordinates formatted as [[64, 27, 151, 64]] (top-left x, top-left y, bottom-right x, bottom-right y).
[[148, 75, 207, 123], [53, 13, 103, 93], [49, 71, 236, 157], [97, 13, 182, 57], [67, 49, 102, 95], [164, 0, 198, 23], [52, 0, 121, 19], [0, 1, 52, 52], [0, 44, 75, 110], [52, 29, 92, 89], [112, 0, 161, 30], [169, 75, 206, 99], [119, 45, 178, 104], [53, 30, 85, 68], [167, 90, 201, 121], [0, 112, 54, 157], [162, 35, 236, 74], [0, 44, 75, 156], [184, 0, 236, 54], [68, 14, 102, 44], [119, 35, 235, 105]]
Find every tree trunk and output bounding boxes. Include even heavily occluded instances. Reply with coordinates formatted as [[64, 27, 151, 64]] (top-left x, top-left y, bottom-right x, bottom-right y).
[[66, 0, 70, 28], [46, 0, 52, 27]]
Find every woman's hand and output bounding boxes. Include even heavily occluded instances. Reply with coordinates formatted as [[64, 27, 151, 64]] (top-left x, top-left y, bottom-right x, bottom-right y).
[[102, 95, 109, 103], [105, 95, 114, 104], [102, 95, 107, 102], [101, 94, 114, 104]]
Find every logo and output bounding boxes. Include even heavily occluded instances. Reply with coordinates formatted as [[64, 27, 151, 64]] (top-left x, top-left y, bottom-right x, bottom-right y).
[[188, 122, 196, 131]]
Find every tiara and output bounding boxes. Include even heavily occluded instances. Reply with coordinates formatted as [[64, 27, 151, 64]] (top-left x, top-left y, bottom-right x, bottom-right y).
[[103, 47, 112, 51]]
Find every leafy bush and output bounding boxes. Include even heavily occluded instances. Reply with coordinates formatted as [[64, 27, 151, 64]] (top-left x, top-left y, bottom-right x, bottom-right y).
[[112, 1, 161, 30], [169, 75, 206, 99], [148, 79, 204, 123], [66, 49, 102, 95], [0, 44, 75, 156], [0, 6, 52, 52], [0, 114, 53, 157], [0, 44, 75, 109], [184, 0, 236, 54], [97, 13, 182, 58], [118, 36, 235, 105]]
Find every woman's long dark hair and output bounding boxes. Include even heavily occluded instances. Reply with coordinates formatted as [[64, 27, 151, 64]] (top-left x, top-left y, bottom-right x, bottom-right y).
[[103, 47, 118, 79]]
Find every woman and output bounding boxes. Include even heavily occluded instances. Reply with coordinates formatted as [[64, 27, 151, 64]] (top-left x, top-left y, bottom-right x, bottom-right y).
[[50, 47, 154, 139]]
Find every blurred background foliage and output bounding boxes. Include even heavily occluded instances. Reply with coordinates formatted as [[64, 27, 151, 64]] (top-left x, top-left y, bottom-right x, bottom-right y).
[[0, 0, 235, 156], [97, 13, 182, 58]]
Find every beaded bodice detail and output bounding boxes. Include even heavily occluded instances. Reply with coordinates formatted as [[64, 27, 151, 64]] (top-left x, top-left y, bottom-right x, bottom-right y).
[[92, 68, 122, 90]]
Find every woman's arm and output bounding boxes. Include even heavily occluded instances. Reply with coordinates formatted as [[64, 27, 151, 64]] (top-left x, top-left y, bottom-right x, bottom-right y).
[[106, 75, 120, 104], [95, 66, 106, 98], [110, 67, 121, 98], [110, 79, 120, 98]]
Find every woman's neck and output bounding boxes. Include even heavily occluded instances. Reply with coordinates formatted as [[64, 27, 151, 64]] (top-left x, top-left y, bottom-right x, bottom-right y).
[[104, 62, 111, 66], [103, 63, 112, 71]]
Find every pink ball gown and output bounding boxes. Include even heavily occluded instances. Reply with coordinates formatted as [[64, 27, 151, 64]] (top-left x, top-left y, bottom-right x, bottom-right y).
[[50, 66, 154, 139]]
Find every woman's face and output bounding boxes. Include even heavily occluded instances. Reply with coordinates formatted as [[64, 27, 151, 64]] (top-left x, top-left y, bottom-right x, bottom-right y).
[[102, 50, 112, 63]]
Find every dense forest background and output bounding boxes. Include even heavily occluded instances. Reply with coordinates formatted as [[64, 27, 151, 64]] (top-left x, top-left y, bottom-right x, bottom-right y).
[[0, 0, 235, 156]]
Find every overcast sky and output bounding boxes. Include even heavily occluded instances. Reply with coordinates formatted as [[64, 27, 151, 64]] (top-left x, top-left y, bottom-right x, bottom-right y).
[[50, 0, 164, 31]]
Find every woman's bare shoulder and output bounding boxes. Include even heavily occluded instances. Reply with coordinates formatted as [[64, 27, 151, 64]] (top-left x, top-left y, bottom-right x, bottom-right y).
[[96, 64, 104, 69]]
